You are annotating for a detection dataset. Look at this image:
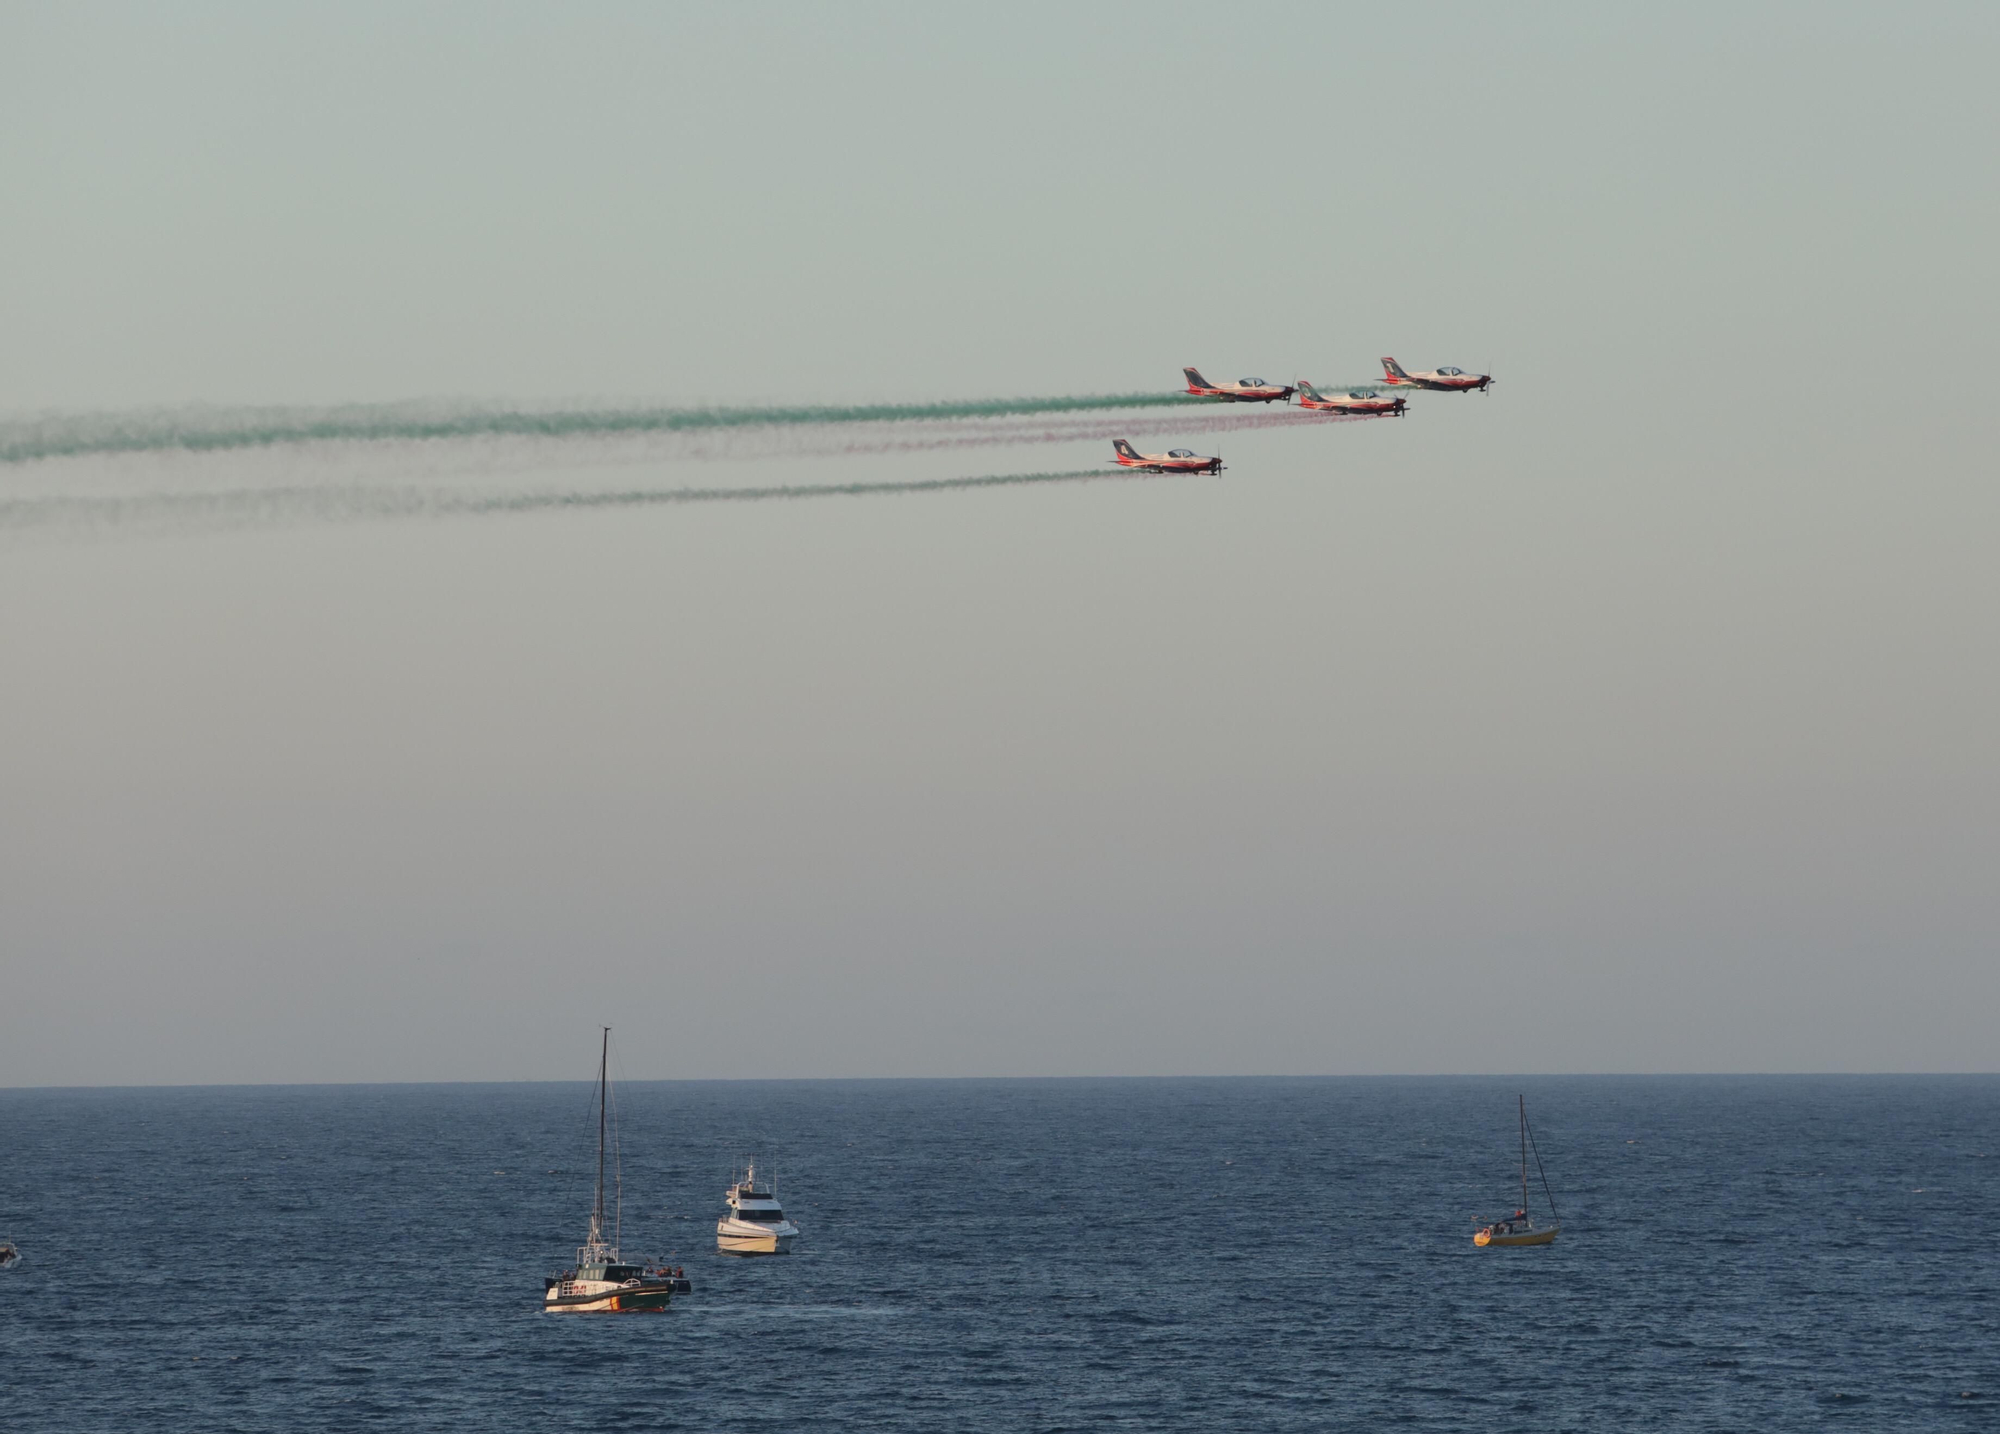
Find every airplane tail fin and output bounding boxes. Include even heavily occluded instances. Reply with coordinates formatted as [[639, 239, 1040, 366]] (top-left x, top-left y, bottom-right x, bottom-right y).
[[1112, 438, 1141, 460], [1295, 379, 1322, 400], [1182, 367, 1212, 390], [1380, 357, 1410, 380]]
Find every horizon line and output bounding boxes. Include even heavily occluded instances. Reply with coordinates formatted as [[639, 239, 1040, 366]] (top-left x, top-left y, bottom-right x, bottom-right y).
[[4, 1070, 1994, 1094]]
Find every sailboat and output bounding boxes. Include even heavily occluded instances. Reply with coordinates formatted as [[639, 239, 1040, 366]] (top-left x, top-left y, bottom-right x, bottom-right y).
[[543, 1028, 679, 1313], [1473, 1095, 1561, 1247]]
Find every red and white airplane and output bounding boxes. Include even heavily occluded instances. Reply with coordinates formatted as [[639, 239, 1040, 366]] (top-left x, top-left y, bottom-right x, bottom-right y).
[[1378, 357, 1493, 393], [1183, 368, 1294, 403], [1111, 439, 1223, 475], [1296, 380, 1406, 417]]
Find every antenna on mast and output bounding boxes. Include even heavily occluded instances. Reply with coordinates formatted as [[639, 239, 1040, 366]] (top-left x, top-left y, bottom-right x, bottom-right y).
[[591, 1027, 610, 1252], [1519, 1094, 1529, 1214]]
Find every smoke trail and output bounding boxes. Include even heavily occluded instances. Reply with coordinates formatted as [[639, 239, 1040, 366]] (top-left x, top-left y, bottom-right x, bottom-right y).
[[0, 393, 1211, 465], [474, 468, 1148, 513], [805, 406, 1371, 461], [0, 467, 1156, 535], [452, 403, 1375, 473]]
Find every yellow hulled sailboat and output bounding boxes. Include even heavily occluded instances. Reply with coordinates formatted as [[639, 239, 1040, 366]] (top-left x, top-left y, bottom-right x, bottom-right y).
[[1473, 1095, 1561, 1248]]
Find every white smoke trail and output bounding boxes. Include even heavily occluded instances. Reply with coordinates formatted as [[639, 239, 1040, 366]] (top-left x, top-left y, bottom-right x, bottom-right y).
[[0, 467, 1165, 539]]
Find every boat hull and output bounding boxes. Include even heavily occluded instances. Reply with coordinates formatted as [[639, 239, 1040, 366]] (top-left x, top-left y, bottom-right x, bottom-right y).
[[544, 1284, 674, 1313], [1475, 1225, 1559, 1247], [717, 1229, 796, 1256]]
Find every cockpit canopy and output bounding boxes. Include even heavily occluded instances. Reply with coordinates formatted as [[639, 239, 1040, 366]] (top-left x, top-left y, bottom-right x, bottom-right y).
[[1349, 390, 1373, 400], [1439, 367, 1464, 376], [1238, 377, 1265, 386], [1167, 449, 1197, 458]]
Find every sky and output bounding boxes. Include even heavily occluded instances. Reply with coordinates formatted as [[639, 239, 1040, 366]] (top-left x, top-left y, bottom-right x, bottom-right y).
[[1, 2, 1996, 1084]]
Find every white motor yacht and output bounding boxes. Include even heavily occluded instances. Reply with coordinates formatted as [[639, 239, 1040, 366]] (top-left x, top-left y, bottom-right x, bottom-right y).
[[716, 1163, 799, 1255]]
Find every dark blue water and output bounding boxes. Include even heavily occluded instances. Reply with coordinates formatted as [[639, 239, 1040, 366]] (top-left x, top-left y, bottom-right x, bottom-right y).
[[3, 1077, 1994, 1430]]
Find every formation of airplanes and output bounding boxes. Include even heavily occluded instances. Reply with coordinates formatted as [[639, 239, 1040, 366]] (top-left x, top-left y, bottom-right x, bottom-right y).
[[1111, 357, 1492, 476]]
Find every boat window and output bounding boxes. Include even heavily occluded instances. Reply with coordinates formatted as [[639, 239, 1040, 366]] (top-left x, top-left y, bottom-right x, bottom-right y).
[[734, 1207, 787, 1222], [603, 1265, 640, 1281]]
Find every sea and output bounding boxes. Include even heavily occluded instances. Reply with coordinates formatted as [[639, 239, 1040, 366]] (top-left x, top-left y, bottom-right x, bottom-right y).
[[2, 1076, 1993, 1431]]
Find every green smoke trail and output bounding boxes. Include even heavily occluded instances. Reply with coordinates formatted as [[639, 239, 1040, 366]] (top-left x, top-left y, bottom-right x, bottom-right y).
[[0, 468, 1148, 534], [0, 394, 1207, 465], [469, 468, 1141, 513]]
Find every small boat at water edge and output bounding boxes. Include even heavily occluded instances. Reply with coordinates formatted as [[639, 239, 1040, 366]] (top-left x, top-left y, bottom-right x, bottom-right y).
[[544, 1028, 684, 1313], [717, 1162, 799, 1255], [1473, 1095, 1562, 1248]]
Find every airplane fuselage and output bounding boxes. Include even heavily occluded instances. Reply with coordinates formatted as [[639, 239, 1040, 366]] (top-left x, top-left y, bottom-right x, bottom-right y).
[[1112, 439, 1223, 475], [1390, 374, 1490, 392], [1182, 368, 1294, 404], [1115, 454, 1222, 475], [1379, 359, 1491, 393], [1186, 386, 1291, 403], [1300, 394, 1406, 416]]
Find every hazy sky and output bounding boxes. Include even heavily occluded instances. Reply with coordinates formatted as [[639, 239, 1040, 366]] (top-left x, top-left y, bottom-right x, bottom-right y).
[[2, 2, 1996, 1084]]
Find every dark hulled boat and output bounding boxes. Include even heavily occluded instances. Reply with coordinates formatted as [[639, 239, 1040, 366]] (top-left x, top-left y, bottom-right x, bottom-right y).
[[543, 1028, 680, 1313]]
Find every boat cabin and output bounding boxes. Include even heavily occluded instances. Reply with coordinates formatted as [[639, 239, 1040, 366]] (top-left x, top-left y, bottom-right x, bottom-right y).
[[1480, 1208, 1533, 1236]]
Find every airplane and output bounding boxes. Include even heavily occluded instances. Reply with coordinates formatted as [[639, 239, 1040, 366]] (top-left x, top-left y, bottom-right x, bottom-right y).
[[1378, 357, 1493, 392], [1183, 368, 1294, 403], [1296, 380, 1406, 417], [1111, 439, 1224, 475]]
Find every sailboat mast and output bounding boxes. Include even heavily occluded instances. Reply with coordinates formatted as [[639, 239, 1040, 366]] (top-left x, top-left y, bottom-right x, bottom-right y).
[[595, 1026, 609, 1240], [1519, 1094, 1529, 1213]]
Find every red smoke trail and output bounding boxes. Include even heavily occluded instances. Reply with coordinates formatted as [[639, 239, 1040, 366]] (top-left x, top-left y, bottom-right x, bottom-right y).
[[776, 407, 1372, 461]]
